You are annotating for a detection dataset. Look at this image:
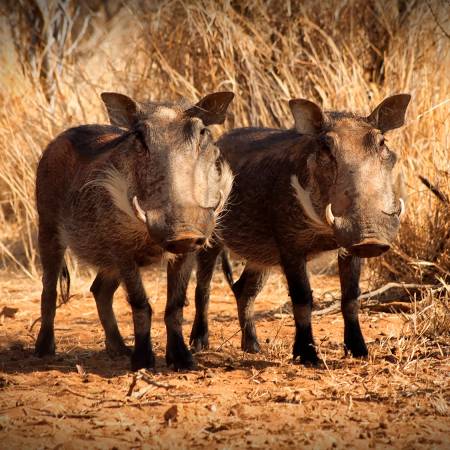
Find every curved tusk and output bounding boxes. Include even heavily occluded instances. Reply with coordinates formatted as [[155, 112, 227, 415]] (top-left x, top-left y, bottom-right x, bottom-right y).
[[399, 197, 405, 220], [325, 203, 335, 226], [132, 196, 147, 223]]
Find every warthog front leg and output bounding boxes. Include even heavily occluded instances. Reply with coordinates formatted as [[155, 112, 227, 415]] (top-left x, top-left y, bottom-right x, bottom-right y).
[[165, 254, 196, 370], [90, 271, 130, 357], [280, 252, 319, 365], [233, 264, 269, 354], [189, 244, 222, 353], [35, 226, 66, 357], [120, 264, 154, 371], [338, 250, 368, 358]]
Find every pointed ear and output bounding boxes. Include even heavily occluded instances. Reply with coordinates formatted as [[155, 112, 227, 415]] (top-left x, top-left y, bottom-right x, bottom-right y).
[[101, 92, 141, 128], [186, 91, 234, 126], [367, 94, 411, 133], [289, 99, 325, 135]]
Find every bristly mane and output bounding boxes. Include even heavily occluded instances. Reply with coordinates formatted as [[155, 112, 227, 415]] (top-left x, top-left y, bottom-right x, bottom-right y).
[[63, 125, 133, 158]]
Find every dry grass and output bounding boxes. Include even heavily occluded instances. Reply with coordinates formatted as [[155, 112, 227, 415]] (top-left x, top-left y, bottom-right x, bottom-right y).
[[0, 0, 448, 352], [0, 1, 448, 283], [1, 2, 448, 358]]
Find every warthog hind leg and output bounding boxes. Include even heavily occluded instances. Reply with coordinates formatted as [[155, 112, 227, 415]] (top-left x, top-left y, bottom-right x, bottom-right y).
[[35, 226, 66, 357], [90, 271, 130, 357], [232, 264, 269, 354]]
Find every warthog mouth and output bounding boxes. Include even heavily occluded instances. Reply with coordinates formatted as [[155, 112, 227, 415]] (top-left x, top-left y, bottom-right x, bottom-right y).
[[324, 200, 405, 258], [132, 196, 207, 253], [164, 234, 206, 254], [349, 238, 391, 258]]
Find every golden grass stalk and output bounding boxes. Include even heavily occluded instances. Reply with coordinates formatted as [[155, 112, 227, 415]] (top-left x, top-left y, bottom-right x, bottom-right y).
[[0, 1, 448, 290]]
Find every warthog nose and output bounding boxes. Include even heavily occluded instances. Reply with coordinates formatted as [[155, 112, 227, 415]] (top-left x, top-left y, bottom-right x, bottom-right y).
[[164, 232, 206, 254], [350, 238, 391, 258]]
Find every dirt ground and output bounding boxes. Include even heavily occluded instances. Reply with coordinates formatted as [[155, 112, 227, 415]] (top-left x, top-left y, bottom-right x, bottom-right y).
[[0, 265, 448, 450]]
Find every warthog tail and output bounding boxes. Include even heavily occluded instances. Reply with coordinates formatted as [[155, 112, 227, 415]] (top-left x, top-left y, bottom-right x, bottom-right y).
[[58, 260, 71, 304]]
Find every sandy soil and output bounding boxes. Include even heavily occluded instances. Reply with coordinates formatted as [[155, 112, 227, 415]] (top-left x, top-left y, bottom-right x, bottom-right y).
[[0, 266, 448, 449]]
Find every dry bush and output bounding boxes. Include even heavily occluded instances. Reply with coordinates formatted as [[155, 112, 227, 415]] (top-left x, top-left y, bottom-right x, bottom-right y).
[[375, 285, 450, 367], [0, 0, 449, 290]]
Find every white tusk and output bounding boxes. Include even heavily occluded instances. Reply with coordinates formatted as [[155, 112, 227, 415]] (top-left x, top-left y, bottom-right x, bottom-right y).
[[132, 196, 147, 223], [399, 197, 405, 220], [325, 203, 335, 226]]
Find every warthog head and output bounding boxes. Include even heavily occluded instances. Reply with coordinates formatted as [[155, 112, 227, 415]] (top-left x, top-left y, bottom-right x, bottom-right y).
[[290, 94, 411, 257], [100, 91, 234, 254]]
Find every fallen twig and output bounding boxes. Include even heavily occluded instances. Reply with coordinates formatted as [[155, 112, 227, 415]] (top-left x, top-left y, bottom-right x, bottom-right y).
[[30, 407, 95, 419], [359, 282, 435, 301], [138, 370, 175, 390], [126, 373, 137, 397], [313, 282, 437, 316], [367, 302, 413, 313], [216, 328, 241, 351], [60, 387, 102, 401]]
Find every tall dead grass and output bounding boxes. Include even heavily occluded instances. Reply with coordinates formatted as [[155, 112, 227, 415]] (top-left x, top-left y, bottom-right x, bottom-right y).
[[0, 0, 448, 293]]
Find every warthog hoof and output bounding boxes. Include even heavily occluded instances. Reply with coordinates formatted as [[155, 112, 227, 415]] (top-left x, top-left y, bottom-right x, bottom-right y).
[[35, 328, 56, 357], [131, 350, 155, 372], [293, 342, 320, 366], [166, 345, 196, 371], [241, 334, 261, 354], [344, 339, 368, 358], [189, 334, 209, 353], [105, 339, 132, 358]]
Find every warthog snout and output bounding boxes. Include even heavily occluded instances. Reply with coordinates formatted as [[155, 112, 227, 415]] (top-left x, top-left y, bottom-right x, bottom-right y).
[[133, 196, 210, 253], [323, 198, 405, 257], [349, 238, 391, 258]]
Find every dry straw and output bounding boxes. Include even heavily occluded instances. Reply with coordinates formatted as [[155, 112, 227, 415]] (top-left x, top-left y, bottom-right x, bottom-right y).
[[0, 2, 448, 309]]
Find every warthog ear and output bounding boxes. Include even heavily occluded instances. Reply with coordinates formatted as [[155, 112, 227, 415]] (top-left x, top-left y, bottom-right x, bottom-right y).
[[289, 99, 325, 135], [367, 94, 411, 133], [101, 92, 141, 128], [186, 92, 235, 126]]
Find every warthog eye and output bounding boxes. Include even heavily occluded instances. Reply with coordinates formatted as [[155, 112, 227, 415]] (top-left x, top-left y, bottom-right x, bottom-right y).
[[319, 134, 334, 151]]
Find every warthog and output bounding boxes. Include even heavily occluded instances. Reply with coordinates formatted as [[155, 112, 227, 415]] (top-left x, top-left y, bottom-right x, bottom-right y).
[[35, 91, 234, 371], [176, 94, 410, 366]]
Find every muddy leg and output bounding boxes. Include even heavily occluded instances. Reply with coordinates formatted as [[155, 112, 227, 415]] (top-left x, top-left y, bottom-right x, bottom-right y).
[[120, 263, 154, 371], [338, 250, 368, 357], [280, 253, 318, 365], [165, 254, 196, 370], [189, 244, 222, 352], [233, 264, 269, 353], [90, 270, 130, 357], [35, 226, 66, 357]]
